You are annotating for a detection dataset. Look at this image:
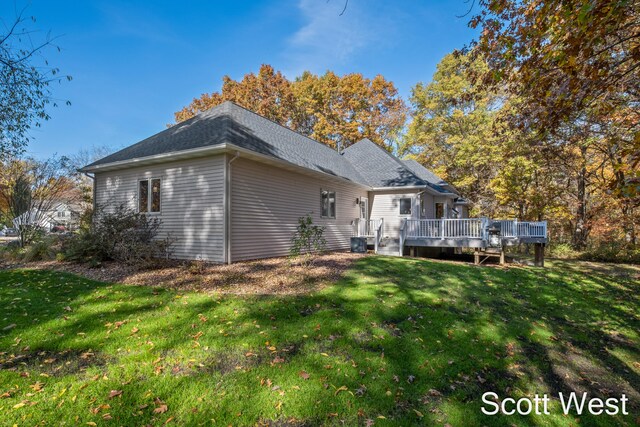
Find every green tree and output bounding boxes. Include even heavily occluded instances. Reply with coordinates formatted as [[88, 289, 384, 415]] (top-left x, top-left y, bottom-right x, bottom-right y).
[[0, 7, 71, 159], [403, 52, 566, 226], [402, 53, 501, 216]]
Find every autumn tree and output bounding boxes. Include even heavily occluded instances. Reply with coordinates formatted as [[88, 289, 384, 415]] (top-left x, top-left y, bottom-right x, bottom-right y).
[[292, 71, 406, 150], [0, 7, 70, 159], [470, 0, 639, 245], [174, 65, 299, 127], [0, 157, 77, 246], [174, 65, 406, 151]]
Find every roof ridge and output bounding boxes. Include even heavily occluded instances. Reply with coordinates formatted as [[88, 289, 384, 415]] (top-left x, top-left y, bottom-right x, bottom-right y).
[[219, 101, 348, 159]]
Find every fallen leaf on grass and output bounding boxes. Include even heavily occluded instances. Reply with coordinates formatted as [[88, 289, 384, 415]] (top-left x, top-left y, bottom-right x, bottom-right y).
[[3, 324, 16, 331], [334, 385, 348, 396], [299, 370, 310, 380], [131, 327, 139, 335], [108, 390, 122, 399], [154, 404, 168, 414], [29, 382, 44, 392]]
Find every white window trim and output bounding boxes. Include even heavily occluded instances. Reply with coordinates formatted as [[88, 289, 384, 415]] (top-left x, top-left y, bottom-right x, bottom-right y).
[[138, 178, 162, 214], [399, 197, 413, 216], [320, 189, 336, 219]]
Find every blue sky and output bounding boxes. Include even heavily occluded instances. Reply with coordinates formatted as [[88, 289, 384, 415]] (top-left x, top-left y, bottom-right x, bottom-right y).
[[5, 0, 477, 159]]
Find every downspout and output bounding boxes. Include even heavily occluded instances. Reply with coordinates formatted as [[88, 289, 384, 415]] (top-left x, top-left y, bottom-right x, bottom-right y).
[[225, 151, 240, 264]]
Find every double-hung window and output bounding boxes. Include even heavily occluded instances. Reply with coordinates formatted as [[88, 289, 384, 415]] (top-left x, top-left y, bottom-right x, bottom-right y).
[[321, 190, 336, 219], [139, 178, 161, 213]]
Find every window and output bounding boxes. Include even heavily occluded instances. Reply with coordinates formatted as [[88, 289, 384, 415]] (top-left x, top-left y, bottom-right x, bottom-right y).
[[399, 198, 412, 215], [435, 202, 444, 219], [139, 178, 161, 213], [151, 178, 161, 212], [321, 190, 336, 218]]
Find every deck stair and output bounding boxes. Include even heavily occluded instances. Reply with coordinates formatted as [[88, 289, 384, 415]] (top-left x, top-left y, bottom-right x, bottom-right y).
[[376, 238, 401, 256]]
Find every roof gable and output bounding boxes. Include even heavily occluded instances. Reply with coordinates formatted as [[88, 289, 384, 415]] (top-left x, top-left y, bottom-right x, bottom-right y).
[[341, 139, 426, 188]]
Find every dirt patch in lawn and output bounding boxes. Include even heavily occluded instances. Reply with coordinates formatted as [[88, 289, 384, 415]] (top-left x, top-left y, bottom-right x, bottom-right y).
[[18, 252, 363, 295]]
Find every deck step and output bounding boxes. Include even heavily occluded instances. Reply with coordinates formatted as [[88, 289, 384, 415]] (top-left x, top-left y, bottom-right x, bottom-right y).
[[377, 238, 400, 256]]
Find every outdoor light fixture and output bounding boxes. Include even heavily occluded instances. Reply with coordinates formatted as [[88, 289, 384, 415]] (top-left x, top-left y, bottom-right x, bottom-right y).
[[355, 198, 360, 205]]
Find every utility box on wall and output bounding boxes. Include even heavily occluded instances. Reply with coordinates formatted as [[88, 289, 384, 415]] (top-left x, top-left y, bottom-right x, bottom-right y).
[[350, 237, 367, 253]]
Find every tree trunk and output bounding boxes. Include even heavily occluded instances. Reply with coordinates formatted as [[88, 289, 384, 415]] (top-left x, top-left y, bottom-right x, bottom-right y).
[[622, 203, 636, 246], [572, 148, 589, 250]]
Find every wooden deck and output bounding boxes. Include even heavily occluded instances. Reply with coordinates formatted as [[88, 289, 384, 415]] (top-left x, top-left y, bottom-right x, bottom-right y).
[[353, 217, 548, 256]]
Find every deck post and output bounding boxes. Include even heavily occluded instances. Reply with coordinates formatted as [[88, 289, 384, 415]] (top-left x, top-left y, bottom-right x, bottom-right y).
[[534, 243, 545, 267], [374, 227, 379, 254], [500, 250, 505, 265], [474, 248, 480, 265]]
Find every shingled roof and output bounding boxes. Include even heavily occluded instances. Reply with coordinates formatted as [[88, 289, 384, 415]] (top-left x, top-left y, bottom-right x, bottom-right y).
[[402, 159, 457, 194], [340, 139, 427, 188], [83, 101, 367, 184], [83, 102, 453, 194]]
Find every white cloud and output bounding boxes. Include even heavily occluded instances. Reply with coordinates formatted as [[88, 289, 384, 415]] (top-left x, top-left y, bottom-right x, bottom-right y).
[[283, 0, 377, 75]]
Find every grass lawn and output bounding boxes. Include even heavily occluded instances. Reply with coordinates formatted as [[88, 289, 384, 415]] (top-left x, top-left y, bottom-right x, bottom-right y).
[[0, 257, 638, 426]]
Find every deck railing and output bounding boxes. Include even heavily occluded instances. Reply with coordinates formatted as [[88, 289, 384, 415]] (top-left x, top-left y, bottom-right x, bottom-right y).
[[404, 218, 488, 239], [403, 218, 547, 240], [493, 220, 547, 238], [352, 218, 384, 253], [352, 218, 383, 238]]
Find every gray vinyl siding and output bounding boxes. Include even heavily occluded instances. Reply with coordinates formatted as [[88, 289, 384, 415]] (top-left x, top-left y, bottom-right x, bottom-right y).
[[94, 155, 225, 262], [230, 158, 367, 262], [369, 190, 421, 238]]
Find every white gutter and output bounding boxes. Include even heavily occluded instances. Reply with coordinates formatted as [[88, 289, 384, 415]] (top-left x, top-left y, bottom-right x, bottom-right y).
[[370, 185, 457, 196], [79, 144, 229, 173]]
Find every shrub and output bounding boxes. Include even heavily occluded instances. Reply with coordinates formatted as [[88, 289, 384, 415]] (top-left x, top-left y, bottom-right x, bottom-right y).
[[547, 242, 579, 259], [64, 204, 174, 268], [290, 214, 326, 266], [22, 238, 56, 262], [579, 242, 640, 264], [185, 259, 207, 275]]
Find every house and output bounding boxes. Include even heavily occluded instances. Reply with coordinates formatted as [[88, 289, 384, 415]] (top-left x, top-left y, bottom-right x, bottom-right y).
[[48, 202, 83, 231], [12, 202, 83, 232], [80, 101, 547, 264]]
